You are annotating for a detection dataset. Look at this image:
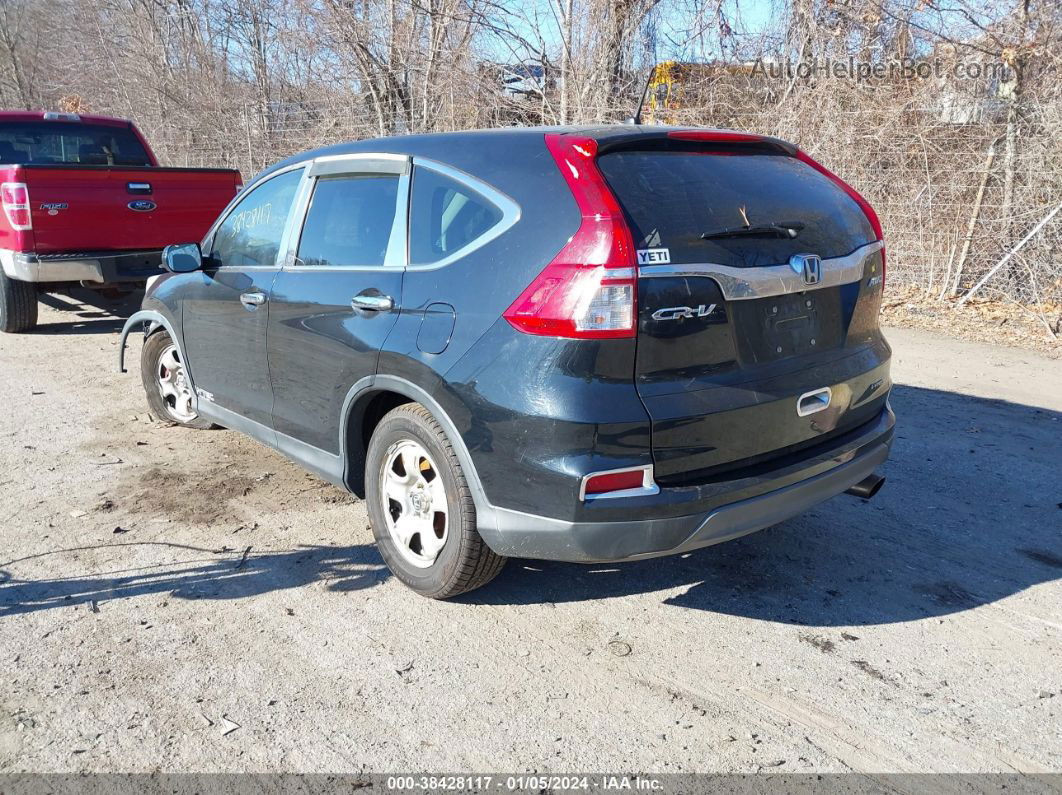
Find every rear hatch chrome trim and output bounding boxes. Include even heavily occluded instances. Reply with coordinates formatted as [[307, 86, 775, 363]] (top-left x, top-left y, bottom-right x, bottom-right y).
[[637, 239, 883, 300]]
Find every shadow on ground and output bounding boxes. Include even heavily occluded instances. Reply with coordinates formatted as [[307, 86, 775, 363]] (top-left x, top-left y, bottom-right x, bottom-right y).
[[466, 383, 1062, 624], [33, 288, 143, 335], [0, 543, 387, 617], [0, 384, 1058, 626]]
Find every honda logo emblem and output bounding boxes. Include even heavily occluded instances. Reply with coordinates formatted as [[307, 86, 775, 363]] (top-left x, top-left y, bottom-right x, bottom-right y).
[[789, 253, 822, 286]]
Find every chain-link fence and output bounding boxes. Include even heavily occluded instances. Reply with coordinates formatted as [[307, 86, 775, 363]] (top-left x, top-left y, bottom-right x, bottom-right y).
[[142, 86, 1062, 315]]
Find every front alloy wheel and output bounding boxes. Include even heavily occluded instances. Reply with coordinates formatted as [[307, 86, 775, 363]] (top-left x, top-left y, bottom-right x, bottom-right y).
[[156, 343, 196, 423], [140, 330, 214, 430]]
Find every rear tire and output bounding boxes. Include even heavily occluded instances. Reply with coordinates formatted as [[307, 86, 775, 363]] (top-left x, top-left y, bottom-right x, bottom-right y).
[[140, 331, 214, 430], [0, 271, 38, 333], [365, 403, 506, 599]]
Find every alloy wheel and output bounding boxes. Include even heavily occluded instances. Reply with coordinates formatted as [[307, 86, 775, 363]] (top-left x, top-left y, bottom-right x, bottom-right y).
[[380, 439, 449, 568], [155, 343, 197, 423]]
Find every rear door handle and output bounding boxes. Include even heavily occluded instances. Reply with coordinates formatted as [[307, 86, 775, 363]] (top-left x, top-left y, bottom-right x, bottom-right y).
[[240, 291, 266, 308], [351, 294, 394, 312]]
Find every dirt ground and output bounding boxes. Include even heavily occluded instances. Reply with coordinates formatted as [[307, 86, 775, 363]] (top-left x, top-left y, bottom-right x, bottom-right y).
[[881, 286, 1061, 359], [0, 289, 1060, 774]]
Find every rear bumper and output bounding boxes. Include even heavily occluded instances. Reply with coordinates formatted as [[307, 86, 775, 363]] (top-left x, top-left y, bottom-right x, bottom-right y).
[[0, 248, 163, 284], [479, 404, 894, 562]]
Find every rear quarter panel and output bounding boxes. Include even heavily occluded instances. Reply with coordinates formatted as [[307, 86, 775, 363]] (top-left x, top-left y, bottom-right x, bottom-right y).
[[372, 133, 653, 519]]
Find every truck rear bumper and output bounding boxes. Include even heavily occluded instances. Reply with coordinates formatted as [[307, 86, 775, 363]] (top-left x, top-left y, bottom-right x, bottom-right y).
[[480, 405, 894, 562], [0, 248, 163, 284]]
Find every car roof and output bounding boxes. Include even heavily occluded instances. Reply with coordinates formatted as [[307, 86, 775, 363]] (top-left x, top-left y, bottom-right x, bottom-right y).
[[258, 124, 796, 183], [0, 110, 133, 128]]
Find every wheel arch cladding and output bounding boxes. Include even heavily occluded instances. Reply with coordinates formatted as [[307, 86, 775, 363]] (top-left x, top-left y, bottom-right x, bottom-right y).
[[343, 388, 415, 497], [338, 375, 507, 555], [117, 309, 187, 380]]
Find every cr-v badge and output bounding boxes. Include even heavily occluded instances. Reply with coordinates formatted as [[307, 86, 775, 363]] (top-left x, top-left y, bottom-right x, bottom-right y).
[[651, 303, 718, 321]]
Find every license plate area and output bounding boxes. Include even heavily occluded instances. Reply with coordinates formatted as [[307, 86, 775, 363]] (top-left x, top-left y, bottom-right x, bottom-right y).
[[733, 289, 842, 364]]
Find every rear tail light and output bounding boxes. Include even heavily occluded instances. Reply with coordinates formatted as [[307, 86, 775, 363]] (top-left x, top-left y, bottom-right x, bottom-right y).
[[503, 134, 636, 338], [580, 465, 658, 500], [795, 150, 885, 287], [1, 182, 31, 231]]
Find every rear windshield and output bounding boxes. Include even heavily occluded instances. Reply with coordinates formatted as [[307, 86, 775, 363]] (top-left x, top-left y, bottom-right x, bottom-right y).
[[598, 148, 874, 268], [0, 122, 152, 166]]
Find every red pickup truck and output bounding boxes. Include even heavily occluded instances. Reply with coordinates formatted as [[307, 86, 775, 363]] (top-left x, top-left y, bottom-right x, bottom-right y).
[[0, 111, 241, 332]]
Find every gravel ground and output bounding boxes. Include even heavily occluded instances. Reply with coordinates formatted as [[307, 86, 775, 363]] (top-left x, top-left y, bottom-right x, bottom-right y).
[[0, 290, 1060, 774]]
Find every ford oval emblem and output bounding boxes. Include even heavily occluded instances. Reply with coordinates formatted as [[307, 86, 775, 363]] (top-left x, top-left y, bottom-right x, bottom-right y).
[[128, 200, 157, 212]]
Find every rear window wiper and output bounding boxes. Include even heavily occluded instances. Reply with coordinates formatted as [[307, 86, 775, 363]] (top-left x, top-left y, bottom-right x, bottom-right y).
[[700, 222, 804, 240]]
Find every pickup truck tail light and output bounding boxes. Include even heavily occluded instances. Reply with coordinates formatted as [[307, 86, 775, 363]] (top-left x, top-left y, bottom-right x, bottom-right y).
[[1, 182, 31, 231], [503, 134, 636, 339], [795, 150, 885, 288]]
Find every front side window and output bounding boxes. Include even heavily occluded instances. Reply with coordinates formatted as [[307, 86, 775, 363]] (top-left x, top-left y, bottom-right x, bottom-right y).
[[0, 122, 152, 166], [296, 174, 400, 267], [409, 166, 503, 266], [209, 168, 303, 269]]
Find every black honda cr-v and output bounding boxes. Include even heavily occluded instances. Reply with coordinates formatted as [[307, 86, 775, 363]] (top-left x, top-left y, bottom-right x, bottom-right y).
[[119, 126, 893, 598]]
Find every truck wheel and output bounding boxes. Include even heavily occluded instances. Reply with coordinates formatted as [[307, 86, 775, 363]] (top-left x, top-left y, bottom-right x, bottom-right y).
[[365, 403, 506, 599], [140, 331, 214, 430], [0, 271, 38, 333]]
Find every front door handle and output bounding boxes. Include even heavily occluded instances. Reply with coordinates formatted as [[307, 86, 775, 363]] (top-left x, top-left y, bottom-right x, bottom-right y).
[[351, 293, 394, 312], [240, 291, 266, 308]]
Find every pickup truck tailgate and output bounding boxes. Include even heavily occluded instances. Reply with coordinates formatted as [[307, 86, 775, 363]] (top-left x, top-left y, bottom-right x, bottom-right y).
[[23, 166, 239, 253]]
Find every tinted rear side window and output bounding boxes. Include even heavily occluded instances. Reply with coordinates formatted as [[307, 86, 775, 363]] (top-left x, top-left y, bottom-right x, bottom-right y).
[[297, 175, 399, 267], [0, 122, 152, 166], [409, 166, 502, 265], [598, 150, 874, 268]]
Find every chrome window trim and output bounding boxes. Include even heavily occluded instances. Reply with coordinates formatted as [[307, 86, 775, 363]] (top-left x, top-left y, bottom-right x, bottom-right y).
[[309, 152, 410, 178], [637, 240, 883, 300], [283, 155, 412, 272], [278, 167, 316, 270], [406, 157, 521, 271]]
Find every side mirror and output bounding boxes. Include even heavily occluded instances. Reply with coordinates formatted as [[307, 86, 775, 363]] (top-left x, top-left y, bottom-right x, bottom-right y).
[[163, 242, 202, 274]]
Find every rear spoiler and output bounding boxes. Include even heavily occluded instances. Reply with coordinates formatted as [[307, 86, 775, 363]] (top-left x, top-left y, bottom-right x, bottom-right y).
[[593, 127, 798, 156]]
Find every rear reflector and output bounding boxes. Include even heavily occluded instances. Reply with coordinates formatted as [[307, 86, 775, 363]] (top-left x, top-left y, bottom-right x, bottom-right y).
[[581, 465, 658, 499], [1, 182, 31, 231], [584, 469, 645, 495], [795, 150, 885, 286], [503, 134, 636, 339]]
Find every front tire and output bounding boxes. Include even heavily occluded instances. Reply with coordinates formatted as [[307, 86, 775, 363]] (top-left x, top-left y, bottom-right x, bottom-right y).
[[140, 331, 214, 429], [0, 271, 38, 333], [365, 403, 506, 599]]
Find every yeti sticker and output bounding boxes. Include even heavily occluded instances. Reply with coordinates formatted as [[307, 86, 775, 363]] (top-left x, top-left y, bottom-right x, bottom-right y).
[[636, 248, 671, 265]]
